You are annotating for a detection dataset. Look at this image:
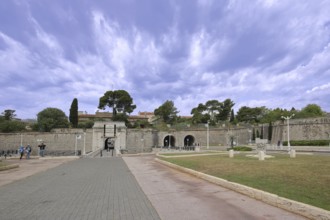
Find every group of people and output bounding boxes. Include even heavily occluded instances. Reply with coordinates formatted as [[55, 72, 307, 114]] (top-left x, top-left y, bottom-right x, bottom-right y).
[[18, 144, 32, 160], [18, 142, 46, 160]]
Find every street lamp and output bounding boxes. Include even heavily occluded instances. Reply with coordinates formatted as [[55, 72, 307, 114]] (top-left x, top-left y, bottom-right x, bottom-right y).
[[206, 120, 210, 149], [281, 114, 295, 152]]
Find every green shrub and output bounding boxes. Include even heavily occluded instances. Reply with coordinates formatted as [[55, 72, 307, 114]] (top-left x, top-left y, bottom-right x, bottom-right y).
[[227, 146, 253, 151], [282, 140, 329, 146]]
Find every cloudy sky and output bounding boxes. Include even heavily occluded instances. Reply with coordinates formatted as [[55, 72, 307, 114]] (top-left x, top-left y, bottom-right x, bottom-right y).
[[1, 0, 330, 119]]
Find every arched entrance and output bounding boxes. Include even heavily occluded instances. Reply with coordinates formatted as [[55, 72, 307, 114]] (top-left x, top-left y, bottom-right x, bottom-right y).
[[104, 138, 115, 151], [163, 135, 175, 148], [184, 135, 195, 146]]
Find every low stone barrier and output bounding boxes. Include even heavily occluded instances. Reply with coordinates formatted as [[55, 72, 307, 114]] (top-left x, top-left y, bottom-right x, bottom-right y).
[[155, 158, 330, 220]]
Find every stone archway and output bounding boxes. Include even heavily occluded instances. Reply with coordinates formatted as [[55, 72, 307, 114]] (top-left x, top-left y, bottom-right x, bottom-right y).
[[163, 135, 176, 147], [184, 135, 195, 146], [104, 138, 114, 151]]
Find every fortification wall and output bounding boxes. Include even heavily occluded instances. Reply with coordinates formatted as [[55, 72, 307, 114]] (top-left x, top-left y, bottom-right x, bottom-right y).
[[0, 129, 93, 156], [1, 117, 329, 155]]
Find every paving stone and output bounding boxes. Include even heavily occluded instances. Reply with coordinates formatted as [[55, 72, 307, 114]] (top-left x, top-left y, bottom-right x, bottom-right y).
[[0, 158, 160, 220]]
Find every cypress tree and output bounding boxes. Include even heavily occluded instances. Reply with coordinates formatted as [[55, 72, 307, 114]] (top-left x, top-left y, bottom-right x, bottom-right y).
[[230, 109, 235, 122], [268, 121, 273, 141], [252, 128, 256, 141], [69, 98, 78, 128]]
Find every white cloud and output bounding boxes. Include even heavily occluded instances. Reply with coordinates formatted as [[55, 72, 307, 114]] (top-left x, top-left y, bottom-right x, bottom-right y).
[[306, 83, 330, 94]]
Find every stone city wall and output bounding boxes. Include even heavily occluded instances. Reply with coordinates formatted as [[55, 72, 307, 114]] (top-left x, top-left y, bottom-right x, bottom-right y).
[[0, 129, 93, 156], [1, 117, 329, 155], [271, 117, 330, 145]]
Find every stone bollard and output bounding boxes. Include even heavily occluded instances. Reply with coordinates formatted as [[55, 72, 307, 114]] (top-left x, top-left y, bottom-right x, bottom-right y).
[[229, 149, 234, 158], [258, 151, 265, 160], [290, 149, 296, 158], [195, 146, 200, 152]]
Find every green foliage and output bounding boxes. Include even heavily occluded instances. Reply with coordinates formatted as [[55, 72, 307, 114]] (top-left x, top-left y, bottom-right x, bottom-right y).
[[129, 119, 151, 129], [295, 104, 324, 118], [268, 122, 273, 141], [37, 108, 69, 132], [282, 140, 329, 146], [1, 109, 16, 120], [77, 120, 94, 129], [112, 113, 128, 122], [0, 120, 26, 132], [190, 98, 234, 124], [69, 98, 78, 128], [98, 90, 136, 116], [230, 109, 235, 122], [154, 100, 179, 124], [236, 106, 267, 123], [229, 146, 253, 151], [217, 99, 235, 121], [237, 104, 324, 124], [191, 103, 210, 124]]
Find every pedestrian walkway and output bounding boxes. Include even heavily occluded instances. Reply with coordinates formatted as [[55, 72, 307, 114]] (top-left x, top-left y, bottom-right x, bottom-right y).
[[0, 158, 160, 220], [124, 155, 307, 220]]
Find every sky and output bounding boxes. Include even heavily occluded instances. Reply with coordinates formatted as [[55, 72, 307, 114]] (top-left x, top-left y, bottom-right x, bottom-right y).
[[1, 0, 330, 119]]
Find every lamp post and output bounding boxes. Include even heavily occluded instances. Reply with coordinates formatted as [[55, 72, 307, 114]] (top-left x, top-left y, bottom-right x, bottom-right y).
[[206, 120, 210, 149], [281, 114, 295, 152], [141, 138, 144, 154], [83, 132, 86, 155]]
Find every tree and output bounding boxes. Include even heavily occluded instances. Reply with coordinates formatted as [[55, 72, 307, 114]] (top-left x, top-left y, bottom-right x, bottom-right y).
[[1, 109, 16, 120], [217, 99, 235, 121], [154, 100, 179, 124], [37, 108, 69, 132], [236, 106, 266, 123], [191, 98, 234, 124], [0, 120, 26, 132], [230, 109, 235, 123], [268, 122, 273, 141], [191, 103, 209, 124], [98, 90, 136, 117], [297, 104, 324, 118], [205, 100, 222, 121], [69, 98, 78, 128]]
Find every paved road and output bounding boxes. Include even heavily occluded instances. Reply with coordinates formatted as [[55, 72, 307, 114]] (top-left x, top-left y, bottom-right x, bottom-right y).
[[0, 158, 160, 220], [123, 155, 307, 220]]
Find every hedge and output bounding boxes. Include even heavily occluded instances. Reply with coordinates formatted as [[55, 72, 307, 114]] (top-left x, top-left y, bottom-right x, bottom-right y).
[[282, 140, 330, 146]]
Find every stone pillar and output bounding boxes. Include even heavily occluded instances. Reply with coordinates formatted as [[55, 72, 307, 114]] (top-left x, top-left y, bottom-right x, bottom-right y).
[[229, 149, 234, 158], [290, 149, 296, 158], [258, 151, 265, 160]]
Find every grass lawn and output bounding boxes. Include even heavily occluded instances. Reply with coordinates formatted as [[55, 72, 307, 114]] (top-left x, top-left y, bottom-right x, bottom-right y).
[[161, 153, 330, 211], [159, 151, 223, 157]]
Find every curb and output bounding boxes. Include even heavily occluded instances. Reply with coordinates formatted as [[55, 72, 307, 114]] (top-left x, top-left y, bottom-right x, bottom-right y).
[[0, 164, 19, 172], [155, 158, 330, 220]]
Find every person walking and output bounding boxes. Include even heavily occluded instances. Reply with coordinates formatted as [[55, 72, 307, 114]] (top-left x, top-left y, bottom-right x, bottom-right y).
[[38, 143, 46, 157], [26, 144, 32, 159], [19, 145, 25, 160]]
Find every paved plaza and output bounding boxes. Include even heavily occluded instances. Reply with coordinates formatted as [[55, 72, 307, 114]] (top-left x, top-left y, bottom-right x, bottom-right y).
[[0, 155, 307, 220], [0, 157, 160, 220]]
